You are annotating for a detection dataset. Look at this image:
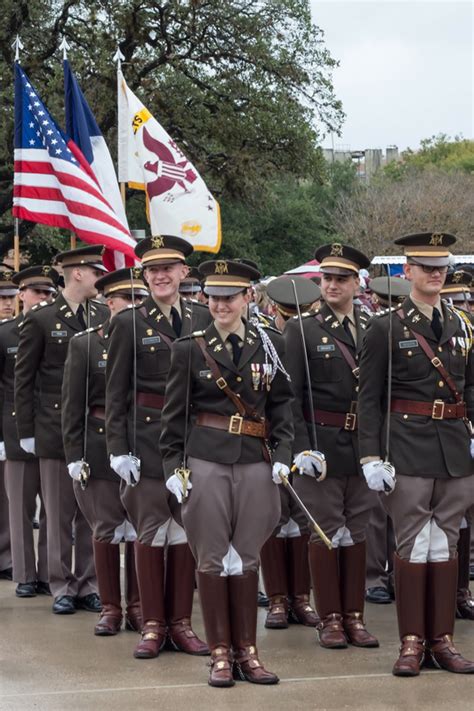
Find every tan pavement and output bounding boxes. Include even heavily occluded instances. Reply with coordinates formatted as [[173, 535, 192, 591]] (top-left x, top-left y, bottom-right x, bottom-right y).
[[1, 572, 473, 711]]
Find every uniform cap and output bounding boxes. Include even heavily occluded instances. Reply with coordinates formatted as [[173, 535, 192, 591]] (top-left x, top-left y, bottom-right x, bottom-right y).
[[315, 243, 370, 275], [179, 267, 202, 294], [369, 276, 411, 300], [135, 234, 193, 267], [394, 232, 456, 267], [267, 275, 321, 317], [199, 259, 261, 296], [55, 245, 107, 272], [441, 268, 472, 301], [12, 265, 60, 293], [95, 267, 149, 298], [0, 265, 19, 296]]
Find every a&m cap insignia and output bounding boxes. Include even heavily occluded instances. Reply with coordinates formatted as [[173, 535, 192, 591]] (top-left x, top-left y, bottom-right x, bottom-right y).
[[42, 266, 51, 276], [151, 235, 165, 249], [132, 267, 142, 279], [429, 233, 443, 246], [330, 243, 344, 257], [214, 261, 229, 275]]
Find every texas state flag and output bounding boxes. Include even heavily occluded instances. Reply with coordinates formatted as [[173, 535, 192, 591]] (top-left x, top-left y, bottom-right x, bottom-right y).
[[64, 60, 135, 268]]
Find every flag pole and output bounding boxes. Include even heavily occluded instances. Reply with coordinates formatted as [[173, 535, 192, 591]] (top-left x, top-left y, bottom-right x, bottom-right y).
[[114, 46, 126, 210], [12, 36, 24, 315]]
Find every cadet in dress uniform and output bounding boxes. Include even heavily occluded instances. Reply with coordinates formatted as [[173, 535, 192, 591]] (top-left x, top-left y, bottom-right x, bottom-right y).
[[106, 236, 210, 660], [364, 277, 411, 605], [0, 267, 18, 580], [160, 259, 294, 688], [259, 276, 320, 629], [285, 244, 378, 650], [62, 268, 149, 635], [440, 268, 474, 621], [358, 233, 474, 676], [14, 246, 108, 614], [2, 267, 58, 597]]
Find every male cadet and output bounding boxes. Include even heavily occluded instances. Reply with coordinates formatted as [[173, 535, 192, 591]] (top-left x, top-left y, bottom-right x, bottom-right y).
[[259, 275, 320, 629], [106, 235, 211, 660], [15, 246, 108, 614], [358, 233, 474, 677], [0, 267, 18, 580], [285, 243, 378, 650], [62, 268, 148, 635], [364, 276, 411, 605], [2, 267, 59, 597], [440, 268, 474, 621]]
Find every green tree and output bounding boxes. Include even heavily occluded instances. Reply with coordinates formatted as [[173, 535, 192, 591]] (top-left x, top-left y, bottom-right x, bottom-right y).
[[0, 0, 344, 263], [384, 134, 474, 180]]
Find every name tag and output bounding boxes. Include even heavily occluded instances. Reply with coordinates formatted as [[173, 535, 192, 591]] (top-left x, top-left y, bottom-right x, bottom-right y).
[[399, 340, 418, 349], [142, 336, 161, 345], [51, 331, 67, 338], [199, 370, 212, 379], [7, 347, 18, 354], [98, 360, 107, 368], [317, 344, 335, 352]]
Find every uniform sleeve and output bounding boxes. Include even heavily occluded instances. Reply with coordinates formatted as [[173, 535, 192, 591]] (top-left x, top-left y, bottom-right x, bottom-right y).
[[61, 337, 87, 464], [357, 316, 388, 460], [14, 312, 45, 439], [266, 333, 294, 466], [105, 315, 132, 456], [159, 339, 191, 479], [283, 319, 312, 453]]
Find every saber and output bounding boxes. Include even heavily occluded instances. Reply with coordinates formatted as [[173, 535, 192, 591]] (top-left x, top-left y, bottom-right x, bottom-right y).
[[383, 273, 395, 494], [290, 279, 327, 481], [79, 300, 92, 491], [175, 300, 193, 500], [279, 471, 332, 549], [128, 268, 140, 486]]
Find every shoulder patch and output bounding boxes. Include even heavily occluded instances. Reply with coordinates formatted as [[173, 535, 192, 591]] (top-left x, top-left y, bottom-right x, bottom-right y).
[[73, 324, 102, 338], [0, 317, 14, 325], [31, 300, 50, 312]]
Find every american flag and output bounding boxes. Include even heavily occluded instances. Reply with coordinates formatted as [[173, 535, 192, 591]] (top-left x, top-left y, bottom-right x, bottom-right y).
[[13, 64, 137, 269]]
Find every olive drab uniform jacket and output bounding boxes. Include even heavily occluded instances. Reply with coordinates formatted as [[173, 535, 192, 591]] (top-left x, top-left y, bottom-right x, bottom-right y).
[[14, 293, 108, 459], [0, 314, 34, 461], [105, 295, 211, 479], [61, 324, 116, 482], [159, 320, 294, 478], [358, 297, 473, 478], [284, 302, 371, 477]]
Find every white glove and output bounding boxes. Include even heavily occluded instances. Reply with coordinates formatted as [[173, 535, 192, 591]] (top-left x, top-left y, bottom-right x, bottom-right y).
[[293, 450, 327, 479], [470, 439, 474, 459], [67, 461, 83, 481], [362, 460, 396, 493], [166, 473, 192, 503], [272, 462, 290, 485], [110, 454, 140, 486], [20, 437, 36, 455], [0, 442, 5, 461]]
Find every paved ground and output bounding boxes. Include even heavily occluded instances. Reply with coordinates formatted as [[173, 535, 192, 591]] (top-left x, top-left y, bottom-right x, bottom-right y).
[[1, 572, 473, 711]]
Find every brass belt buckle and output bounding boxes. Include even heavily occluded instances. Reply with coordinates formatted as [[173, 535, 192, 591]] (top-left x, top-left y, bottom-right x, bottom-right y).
[[229, 414, 243, 435], [216, 377, 227, 390], [432, 399, 445, 419], [344, 412, 357, 431]]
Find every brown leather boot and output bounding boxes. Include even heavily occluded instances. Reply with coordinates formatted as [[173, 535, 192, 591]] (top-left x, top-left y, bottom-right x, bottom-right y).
[[309, 543, 347, 648], [124, 542, 142, 632], [456, 527, 474, 621], [92, 539, 123, 636], [197, 572, 234, 688], [340, 542, 379, 647], [260, 536, 289, 628], [425, 558, 474, 673], [392, 554, 426, 677], [165, 543, 209, 655], [133, 543, 167, 659], [287, 534, 319, 627], [229, 571, 279, 684]]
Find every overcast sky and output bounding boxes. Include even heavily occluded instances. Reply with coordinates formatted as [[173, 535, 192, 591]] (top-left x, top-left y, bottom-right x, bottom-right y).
[[310, 0, 473, 152]]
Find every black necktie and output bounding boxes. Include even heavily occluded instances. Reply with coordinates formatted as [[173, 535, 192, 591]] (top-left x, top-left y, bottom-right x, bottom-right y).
[[170, 306, 182, 337], [431, 307, 442, 340], [342, 316, 355, 347], [227, 333, 242, 365], [77, 304, 87, 330]]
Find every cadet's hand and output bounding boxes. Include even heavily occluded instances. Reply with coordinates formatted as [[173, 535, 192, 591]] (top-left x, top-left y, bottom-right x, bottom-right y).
[[272, 462, 290, 485], [470, 439, 474, 459], [166, 473, 192, 503], [0, 442, 5, 461], [293, 450, 326, 479], [110, 454, 140, 486], [362, 460, 396, 493], [20, 437, 36, 455], [67, 461, 83, 481]]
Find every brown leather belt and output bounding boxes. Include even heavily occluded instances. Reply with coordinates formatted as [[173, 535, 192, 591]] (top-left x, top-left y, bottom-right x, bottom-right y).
[[89, 406, 105, 420], [196, 412, 269, 438], [391, 399, 467, 420], [136, 392, 165, 410], [305, 405, 358, 431]]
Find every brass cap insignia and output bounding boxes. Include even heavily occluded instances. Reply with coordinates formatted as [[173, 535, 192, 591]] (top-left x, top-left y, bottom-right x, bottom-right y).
[[214, 260, 229, 275], [151, 235, 165, 249], [330, 243, 343, 257], [132, 266, 142, 279], [1, 270, 13, 281], [429, 233, 443, 246], [42, 266, 51, 276], [452, 271, 463, 283]]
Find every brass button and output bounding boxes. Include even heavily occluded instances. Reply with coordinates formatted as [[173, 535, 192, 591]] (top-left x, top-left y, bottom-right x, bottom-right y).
[[438, 380, 444, 387], [145, 416, 151, 422], [403, 414, 408, 420], [236, 376, 242, 382], [98, 427, 104, 433], [355, 386, 359, 392], [11, 411, 15, 417], [150, 346, 155, 352], [58, 339, 62, 344], [325, 353, 330, 359], [438, 346, 443, 353], [407, 350, 412, 356], [54, 403, 59, 409]]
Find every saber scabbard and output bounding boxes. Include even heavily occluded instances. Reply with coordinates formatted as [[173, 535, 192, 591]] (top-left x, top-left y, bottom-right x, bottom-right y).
[[279, 473, 332, 549]]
